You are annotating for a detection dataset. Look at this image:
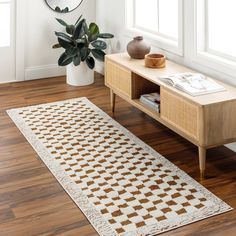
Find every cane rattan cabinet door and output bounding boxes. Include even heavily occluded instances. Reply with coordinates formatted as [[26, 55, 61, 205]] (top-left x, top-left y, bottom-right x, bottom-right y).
[[105, 60, 132, 98], [161, 88, 199, 140]]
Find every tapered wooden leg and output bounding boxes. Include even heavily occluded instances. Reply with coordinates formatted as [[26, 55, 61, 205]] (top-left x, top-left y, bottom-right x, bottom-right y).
[[110, 89, 116, 113], [198, 146, 206, 180]]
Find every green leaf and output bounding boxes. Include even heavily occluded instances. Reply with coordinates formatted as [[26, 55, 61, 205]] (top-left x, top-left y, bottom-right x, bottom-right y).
[[56, 18, 68, 27], [55, 32, 73, 43], [76, 39, 86, 44], [73, 19, 86, 39], [75, 15, 83, 26], [86, 56, 95, 69], [58, 37, 73, 49], [58, 52, 73, 66], [98, 33, 114, 39], [80, 48, 90, 61], [91, 40, 107, 50], [52, 43, 62, 49], [66, 25, 75, 35], [88, 23, 99, 42], [83, 21, 89, 35], [75, 39, 86, 49], [91, 49, 105, 62], [73, 54, 81, 66], [65, 47, 79, 57], [89, 34, 99, 43], [89, 23, 99, 35]]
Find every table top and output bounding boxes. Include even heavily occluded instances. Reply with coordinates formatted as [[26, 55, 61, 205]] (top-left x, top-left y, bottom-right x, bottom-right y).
[[106, 53, 236, 106]]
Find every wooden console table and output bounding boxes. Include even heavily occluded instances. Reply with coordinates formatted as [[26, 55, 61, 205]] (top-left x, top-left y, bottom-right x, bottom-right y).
[[105, 53, 236, 179]]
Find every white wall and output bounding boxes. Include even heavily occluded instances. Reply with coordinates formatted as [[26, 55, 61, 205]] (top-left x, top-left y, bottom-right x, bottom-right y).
[[96, 0, 127, 73], [95, 0, 130, 74], [21, 0, 96, 80]]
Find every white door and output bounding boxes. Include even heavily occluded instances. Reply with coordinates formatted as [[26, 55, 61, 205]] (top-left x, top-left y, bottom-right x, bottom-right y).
[[0, 0, 15, 83]]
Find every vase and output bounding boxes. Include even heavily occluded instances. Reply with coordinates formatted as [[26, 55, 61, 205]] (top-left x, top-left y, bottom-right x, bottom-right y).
[[66, 62, 94, 86], [127, 36, 151, 59]]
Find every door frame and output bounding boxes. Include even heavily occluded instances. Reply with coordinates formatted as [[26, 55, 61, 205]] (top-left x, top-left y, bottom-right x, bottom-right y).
[[15, 0, 26, 81], [0, 0, 17, 83]]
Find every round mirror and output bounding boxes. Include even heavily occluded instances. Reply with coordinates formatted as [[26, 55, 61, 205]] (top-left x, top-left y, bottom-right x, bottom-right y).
[[45, 0, 84, 13]]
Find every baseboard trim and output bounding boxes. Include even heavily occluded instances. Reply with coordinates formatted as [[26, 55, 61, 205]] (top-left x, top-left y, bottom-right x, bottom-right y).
[[25, 64, 66, 81], [1, 63, 102, 84], [0, 79, 17, 84]]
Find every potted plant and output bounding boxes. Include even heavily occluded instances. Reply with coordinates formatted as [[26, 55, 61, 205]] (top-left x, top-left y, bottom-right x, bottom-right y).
[[53, 15, 114, 86]]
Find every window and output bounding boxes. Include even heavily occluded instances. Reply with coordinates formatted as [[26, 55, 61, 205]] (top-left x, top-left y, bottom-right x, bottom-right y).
[[126, 0, 183, 55], [0, 0, 11, 47], [134, 0, 178, 40], [194, 0, 236, 77], [126, 0, 236, 80], [207, 0, 236, 61]]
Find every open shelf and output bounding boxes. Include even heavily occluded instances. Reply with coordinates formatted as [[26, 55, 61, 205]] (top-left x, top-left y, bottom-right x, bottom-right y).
[[131, 99, 161, 121], [131, 72, 161, 120], [131, 72, 160, 99]]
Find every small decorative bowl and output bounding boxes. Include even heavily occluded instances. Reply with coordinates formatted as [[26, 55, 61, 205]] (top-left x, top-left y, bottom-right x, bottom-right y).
[[145, 53, 166, 69]]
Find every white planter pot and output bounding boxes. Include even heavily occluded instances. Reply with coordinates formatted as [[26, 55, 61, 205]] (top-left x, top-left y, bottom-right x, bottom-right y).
[[66, 62, 94, 86]]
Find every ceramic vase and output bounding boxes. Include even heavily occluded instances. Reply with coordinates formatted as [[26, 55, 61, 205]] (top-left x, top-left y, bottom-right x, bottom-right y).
[[127, 36, 151, 59]]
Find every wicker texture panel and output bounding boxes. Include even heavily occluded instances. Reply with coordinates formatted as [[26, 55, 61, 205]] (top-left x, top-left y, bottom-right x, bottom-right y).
[[161, 88, 199, 140], [204, 100, 236, 146], [106, 60, 132, 98]]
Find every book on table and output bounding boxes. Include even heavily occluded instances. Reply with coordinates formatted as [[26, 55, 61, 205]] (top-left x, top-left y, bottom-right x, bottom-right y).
[[160, 72, 226, 96], [140, 93, 160, 112]]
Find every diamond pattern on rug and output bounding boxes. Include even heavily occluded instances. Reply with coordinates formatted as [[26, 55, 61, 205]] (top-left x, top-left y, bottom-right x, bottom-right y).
[[7, 98, 232, 236]]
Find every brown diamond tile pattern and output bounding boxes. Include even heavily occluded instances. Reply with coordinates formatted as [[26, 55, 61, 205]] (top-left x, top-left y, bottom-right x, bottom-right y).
[[12, 99, 230, 235]]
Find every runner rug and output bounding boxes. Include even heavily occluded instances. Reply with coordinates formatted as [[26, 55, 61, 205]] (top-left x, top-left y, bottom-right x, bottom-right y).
[[7, 97, 232, 236]]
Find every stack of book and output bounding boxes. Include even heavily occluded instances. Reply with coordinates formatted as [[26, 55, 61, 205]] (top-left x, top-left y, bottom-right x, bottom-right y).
[[140, 93, 160, 112]]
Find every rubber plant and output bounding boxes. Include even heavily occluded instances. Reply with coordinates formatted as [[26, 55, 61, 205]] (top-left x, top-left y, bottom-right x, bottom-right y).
[[53, 15, 114, 69]]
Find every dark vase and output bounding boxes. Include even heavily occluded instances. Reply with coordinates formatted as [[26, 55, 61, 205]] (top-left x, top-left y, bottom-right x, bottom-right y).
[[127, 36, 151, 59]]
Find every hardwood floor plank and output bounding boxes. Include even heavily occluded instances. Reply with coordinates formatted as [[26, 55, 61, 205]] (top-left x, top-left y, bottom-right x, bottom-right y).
[[0, 206, 89, 236], [12, 195, 74, 218], [0, 207, 15, 223], [0, 73, 235, 235]]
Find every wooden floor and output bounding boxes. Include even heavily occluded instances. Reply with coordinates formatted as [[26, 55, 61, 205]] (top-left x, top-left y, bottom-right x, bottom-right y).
[[0, 73, 236, 236]]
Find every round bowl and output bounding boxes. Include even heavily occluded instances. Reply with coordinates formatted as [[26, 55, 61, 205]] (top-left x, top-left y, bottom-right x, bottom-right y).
[[145, 53, 166, 69]]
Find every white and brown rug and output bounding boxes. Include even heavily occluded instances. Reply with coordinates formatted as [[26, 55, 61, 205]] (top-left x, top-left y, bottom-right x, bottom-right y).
[[7, 98, 232, 236]]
